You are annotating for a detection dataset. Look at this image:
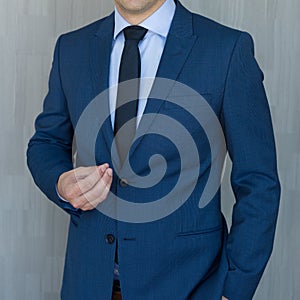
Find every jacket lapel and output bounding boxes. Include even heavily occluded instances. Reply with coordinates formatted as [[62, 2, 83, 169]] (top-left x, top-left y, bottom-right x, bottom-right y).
[[90, 13, 115, 154], [129, 2, 198, 158]]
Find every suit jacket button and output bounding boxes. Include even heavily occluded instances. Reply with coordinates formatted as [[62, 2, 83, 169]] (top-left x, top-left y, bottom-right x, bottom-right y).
[[119, 178, 128, 188], [106, 234, 115, 244]]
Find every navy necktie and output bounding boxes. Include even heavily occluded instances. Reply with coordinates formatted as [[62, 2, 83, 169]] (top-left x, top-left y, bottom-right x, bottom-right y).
[[114, 26, 147, 267], [114, 26, 148, 166]]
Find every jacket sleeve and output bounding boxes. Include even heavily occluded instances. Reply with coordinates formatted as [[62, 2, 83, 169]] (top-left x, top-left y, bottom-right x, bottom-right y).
[[221, 32, 281, 299], [27, 35, 80, 216]]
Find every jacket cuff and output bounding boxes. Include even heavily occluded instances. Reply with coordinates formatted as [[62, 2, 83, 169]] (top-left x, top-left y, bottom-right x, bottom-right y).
[[43, 164, 81, 216], [223, 269, 263, 300]]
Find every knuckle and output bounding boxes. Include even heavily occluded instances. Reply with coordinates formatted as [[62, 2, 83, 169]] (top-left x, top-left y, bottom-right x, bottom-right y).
[[72, 202, 82, 209], [66, 185, 80, 199], [65, 191, 74, 200]]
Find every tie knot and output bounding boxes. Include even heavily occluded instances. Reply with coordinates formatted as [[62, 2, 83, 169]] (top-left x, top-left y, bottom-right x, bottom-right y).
[[123, 26, 148, 42]]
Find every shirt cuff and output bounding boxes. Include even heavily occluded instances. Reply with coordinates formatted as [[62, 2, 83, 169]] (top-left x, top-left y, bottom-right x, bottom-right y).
[[55, 184, 69, 202]]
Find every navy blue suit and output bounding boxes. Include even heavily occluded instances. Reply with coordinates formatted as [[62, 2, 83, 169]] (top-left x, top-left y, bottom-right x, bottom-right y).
[[27, 1, 280, 299]]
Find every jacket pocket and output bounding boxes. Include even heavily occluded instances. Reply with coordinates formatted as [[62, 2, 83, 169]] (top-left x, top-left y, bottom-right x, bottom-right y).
[[176, 225, 222, 237]]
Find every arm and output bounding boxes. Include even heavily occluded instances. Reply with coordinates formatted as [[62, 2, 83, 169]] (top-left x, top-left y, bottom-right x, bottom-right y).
[[27, 36, 112, 215], [27, 35, 78, 214], [221, 32, 280, 300]]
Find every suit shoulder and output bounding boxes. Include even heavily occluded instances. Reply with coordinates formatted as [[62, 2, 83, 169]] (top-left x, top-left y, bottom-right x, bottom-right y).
[[59, 13, 113, 42], [191, 12, 247, 45]]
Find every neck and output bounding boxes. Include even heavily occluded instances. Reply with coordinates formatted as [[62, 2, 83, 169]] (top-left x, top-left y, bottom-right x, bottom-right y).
[[115, 0, 166, 25]]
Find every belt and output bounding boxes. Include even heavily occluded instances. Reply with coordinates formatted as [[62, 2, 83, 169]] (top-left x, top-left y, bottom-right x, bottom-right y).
[[112, 290, 122, 300], [112, 280, 122, 300]]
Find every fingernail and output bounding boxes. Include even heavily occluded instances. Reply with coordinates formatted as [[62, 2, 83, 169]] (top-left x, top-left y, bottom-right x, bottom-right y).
[[107, 168, 113, 177], [99, 166, 105, 173]]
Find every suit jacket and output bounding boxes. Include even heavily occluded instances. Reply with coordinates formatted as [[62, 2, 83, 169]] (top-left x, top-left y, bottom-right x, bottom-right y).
[[27, 1, 280, 299]]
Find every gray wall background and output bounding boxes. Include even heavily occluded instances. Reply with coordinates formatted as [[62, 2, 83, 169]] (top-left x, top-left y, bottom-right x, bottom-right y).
[[0, 0, 299, 299]]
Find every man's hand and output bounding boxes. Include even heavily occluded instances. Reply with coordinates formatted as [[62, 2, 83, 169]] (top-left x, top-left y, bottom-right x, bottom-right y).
[[57, 164, 113, 211]]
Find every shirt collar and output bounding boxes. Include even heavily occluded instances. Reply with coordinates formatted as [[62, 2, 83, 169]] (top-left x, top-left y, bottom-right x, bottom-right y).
[[114, 0, 176, 40]]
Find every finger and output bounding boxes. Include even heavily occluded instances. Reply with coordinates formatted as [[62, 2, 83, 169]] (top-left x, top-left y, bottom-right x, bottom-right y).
[[80, 181, 111, 210], [76, 164, 109, 195], [73, 164, 108, 182], [76, 168, 113, 208], [65, 166, 98, 199], [71, 164, 109, 197], [97, 163, 110, 175], [70, 169, 112, 209], [83, 168, 113, 206], [97, 169, 113, 203], [80, 202, 96, 211], [73, 166, 99, 180], [80, 202, 95, 211]]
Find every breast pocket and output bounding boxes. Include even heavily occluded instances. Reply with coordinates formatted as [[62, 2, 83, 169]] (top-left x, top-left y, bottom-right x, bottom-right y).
[[162, 92, 213, 112]]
